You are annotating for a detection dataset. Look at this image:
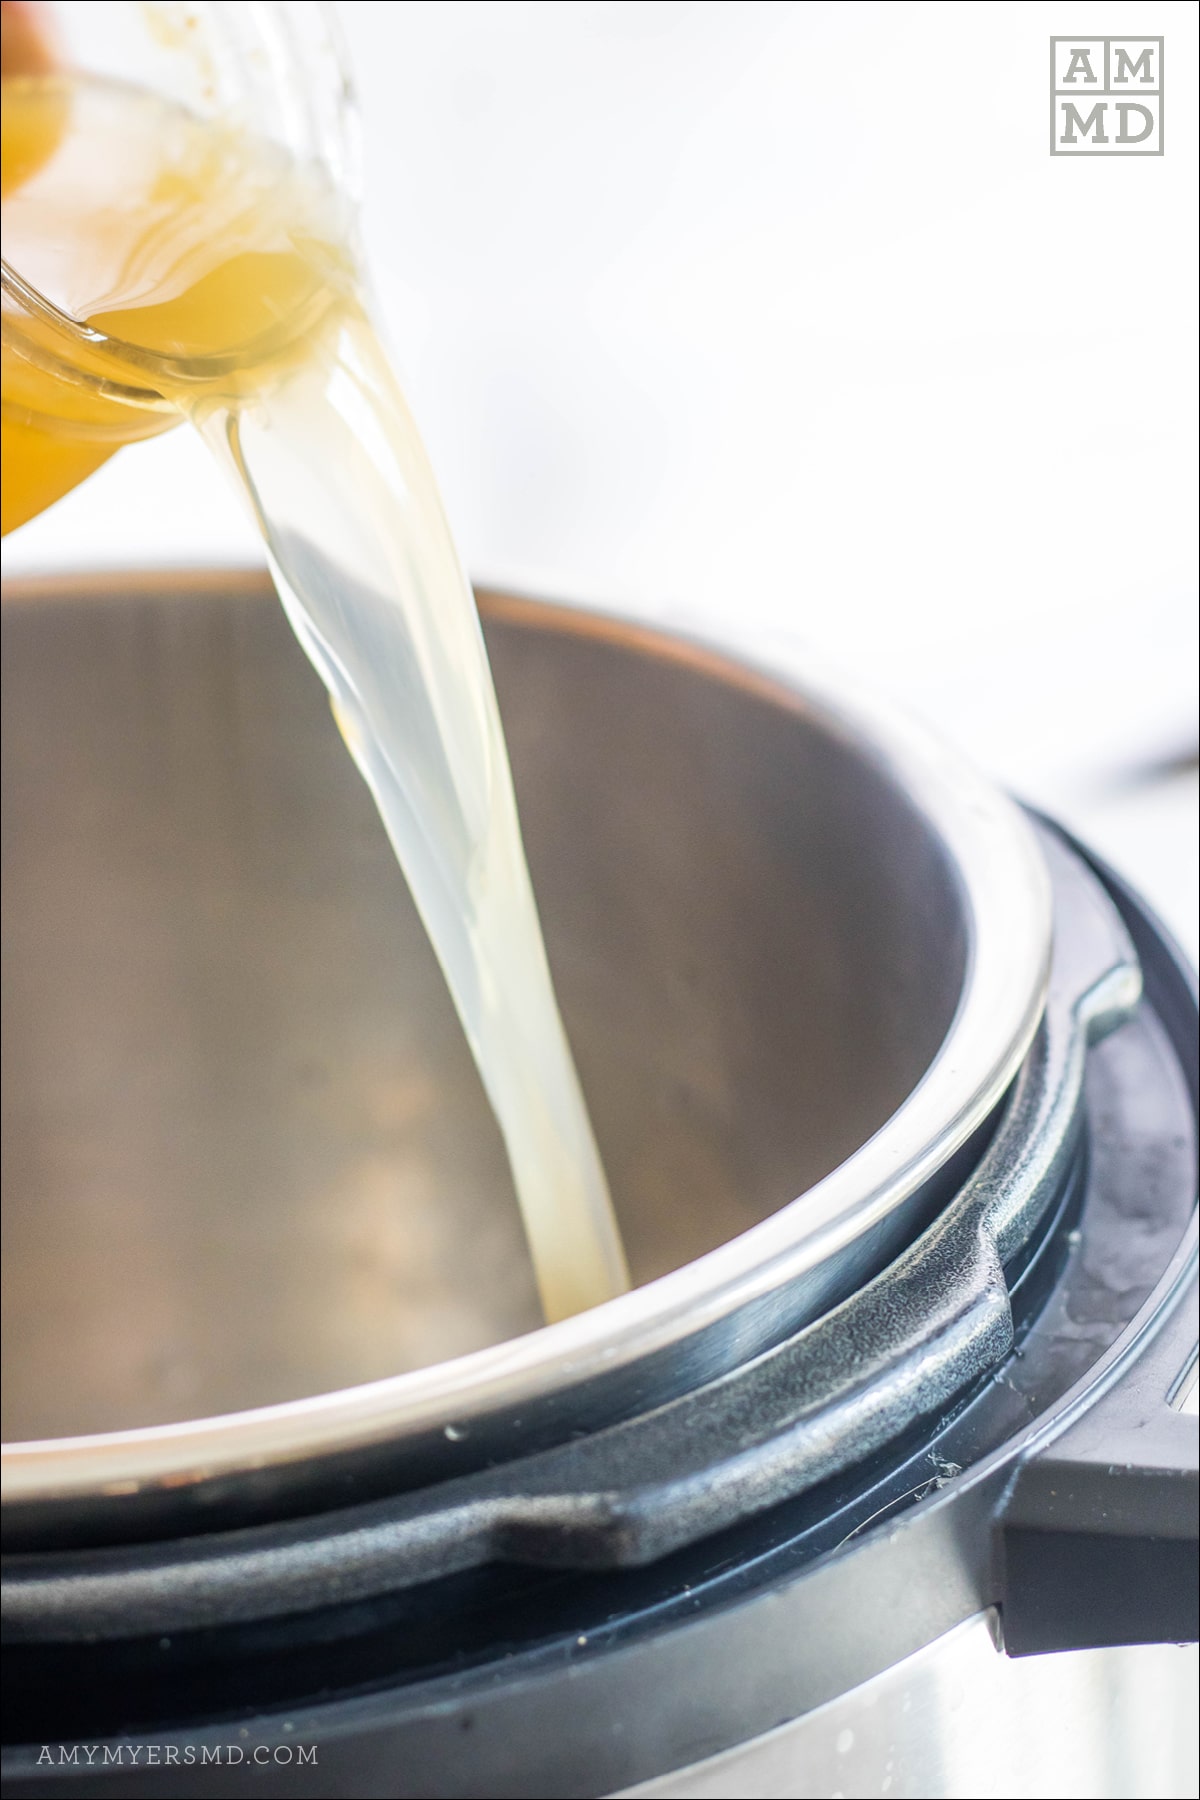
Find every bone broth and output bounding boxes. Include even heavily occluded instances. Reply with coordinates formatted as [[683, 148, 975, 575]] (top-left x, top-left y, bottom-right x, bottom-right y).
[[0, 72, 629, 1322]]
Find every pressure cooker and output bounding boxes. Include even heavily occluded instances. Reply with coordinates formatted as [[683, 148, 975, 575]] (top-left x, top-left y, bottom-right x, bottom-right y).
[[1, 571, 1195, 1798]]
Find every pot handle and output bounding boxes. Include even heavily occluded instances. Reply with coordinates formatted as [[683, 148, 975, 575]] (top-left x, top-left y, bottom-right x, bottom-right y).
[[993, 831, 1199, 1656], [998, 1224, 1198, 1654], [10, 829, 1181, 1643]]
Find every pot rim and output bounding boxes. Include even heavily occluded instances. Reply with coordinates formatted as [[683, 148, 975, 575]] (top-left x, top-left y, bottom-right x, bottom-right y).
[[0, 570, 1052, 1511]]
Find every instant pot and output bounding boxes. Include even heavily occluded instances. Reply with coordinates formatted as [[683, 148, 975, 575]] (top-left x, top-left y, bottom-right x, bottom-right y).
[[1, 572, 1196, 1799]]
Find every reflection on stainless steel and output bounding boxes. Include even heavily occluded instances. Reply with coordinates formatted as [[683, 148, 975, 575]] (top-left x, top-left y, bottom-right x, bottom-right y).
[[0, 572, 1049, 1514], [1173, 1353, 1200, 1415], [618, 1613, 1200, 1800]]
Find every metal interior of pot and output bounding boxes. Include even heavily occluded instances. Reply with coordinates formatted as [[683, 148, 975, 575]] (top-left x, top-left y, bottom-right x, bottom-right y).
[[2, 574, 1022, 1446]]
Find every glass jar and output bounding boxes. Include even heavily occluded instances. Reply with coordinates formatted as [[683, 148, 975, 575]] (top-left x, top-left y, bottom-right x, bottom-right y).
[[0, 0, 357, 531]]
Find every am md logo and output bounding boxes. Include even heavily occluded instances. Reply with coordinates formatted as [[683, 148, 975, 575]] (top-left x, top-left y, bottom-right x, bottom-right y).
[[1051, 38, 1163, 155]]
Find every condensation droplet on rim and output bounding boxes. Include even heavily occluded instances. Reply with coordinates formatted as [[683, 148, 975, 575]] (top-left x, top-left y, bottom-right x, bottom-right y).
[[836, 1727, 855, 1755]]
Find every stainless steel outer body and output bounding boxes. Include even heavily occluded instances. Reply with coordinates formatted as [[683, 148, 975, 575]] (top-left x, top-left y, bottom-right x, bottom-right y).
[[618, 1614, 1200, 1800]]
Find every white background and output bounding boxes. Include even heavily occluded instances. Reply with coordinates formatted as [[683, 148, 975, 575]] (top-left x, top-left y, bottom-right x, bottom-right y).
[[5, 0, 1197, 953]]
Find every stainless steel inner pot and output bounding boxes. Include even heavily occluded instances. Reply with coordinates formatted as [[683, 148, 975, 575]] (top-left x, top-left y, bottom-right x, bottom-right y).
[[0, 571, 1049, 1516]]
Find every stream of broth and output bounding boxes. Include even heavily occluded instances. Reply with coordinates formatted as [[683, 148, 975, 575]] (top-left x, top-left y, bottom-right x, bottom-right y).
[[0, 73, 630, 1322]]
